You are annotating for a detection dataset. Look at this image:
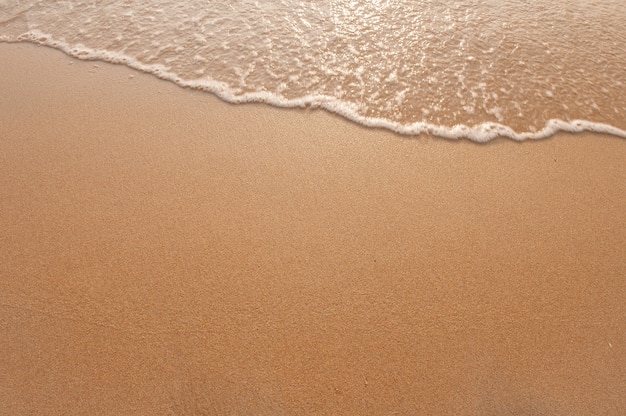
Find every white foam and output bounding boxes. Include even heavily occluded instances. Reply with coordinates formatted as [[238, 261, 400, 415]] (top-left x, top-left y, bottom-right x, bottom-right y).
[[7, 29, 626, 142]]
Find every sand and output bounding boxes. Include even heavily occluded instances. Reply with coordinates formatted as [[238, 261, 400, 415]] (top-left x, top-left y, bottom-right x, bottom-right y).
[[0, 42, 625, 415]]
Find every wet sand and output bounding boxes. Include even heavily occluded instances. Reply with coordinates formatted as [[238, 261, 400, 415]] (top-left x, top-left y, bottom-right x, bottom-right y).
[[1, 43, 625, 415]]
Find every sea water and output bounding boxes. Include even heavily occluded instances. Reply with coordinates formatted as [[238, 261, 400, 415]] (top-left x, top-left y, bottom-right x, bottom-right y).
[[1, 0, 625, 141]]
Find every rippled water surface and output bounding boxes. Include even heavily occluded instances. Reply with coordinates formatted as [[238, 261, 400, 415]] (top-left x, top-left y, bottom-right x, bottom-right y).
[[2, 0, 625, 140]]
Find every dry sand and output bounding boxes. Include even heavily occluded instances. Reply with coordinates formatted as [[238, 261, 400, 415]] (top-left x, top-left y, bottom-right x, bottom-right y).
[[1, 43, 625, 415]]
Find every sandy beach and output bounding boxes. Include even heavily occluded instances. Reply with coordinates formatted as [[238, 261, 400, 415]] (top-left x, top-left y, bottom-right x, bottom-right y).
[[1, 42, 625, 415]]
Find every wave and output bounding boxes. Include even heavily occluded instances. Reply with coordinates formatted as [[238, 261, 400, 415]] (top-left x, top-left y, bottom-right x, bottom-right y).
[[5, 30, 624, 142]]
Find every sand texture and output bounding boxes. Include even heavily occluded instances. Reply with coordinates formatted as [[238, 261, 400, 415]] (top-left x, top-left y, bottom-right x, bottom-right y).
[[1, 43, 625, 415]]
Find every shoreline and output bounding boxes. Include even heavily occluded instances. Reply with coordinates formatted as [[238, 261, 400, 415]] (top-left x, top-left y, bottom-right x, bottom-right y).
[[6, 38, 626, 142], [1, 42, 625, 415]]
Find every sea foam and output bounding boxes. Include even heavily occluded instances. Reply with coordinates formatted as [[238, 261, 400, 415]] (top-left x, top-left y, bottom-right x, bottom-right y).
[[2, 0, 626, 141]]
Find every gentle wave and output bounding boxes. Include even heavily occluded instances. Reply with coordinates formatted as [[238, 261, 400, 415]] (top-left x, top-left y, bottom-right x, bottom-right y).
[[2, 0, 626, 141]]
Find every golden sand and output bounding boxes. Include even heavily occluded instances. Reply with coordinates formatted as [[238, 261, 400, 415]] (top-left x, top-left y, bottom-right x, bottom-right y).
[[1, 43, 625, 415]]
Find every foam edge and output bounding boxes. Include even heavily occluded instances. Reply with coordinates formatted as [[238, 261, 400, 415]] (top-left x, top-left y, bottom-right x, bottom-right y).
[[6, 30, 626, 143]]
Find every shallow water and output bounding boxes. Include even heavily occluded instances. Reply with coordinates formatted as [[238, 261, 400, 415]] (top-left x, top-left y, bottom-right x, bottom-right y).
[[2, 0, 625, 140]]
